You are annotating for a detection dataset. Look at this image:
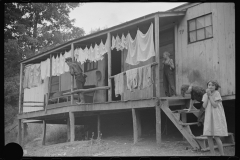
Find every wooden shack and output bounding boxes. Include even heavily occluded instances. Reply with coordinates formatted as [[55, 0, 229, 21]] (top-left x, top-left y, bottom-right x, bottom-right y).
[[18, 2, 235, 151]]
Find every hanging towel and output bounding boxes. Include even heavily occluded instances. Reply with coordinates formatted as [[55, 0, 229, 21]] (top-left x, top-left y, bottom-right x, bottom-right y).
[[64, 51, 70, 72], [59, 53, 64, 75], [121, 34, 128, 50], [114, 72, 124, 97], [136, 23, 155, 62], [52, 55, 56, 76], [40, 60, 46, 80], [111, 36, 116, 50], [55, 55, 60, 76], [137, 66, 144, 89], [142, 64, 153, 89], [23, 65, 31, 89], [99, 40, 106, 57], [125, 33, 139, 65], [126, 68, 138, 92], [32, 63, 41, 87], [46, 58, 50, 77], [28, 65, 35, 88], [115, 35, 122, 51]]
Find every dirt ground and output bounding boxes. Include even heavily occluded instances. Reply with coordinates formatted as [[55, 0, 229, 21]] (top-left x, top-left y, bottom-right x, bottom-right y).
[[23, 134, 235, 157]]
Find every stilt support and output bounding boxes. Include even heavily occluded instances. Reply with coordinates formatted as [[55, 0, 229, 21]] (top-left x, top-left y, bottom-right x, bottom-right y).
[[97, 114, 101, 139], [132, 108, 141, 144], [42, 120, 46, 145], [67, 117, 70, 142], [69, 112, 75, 142], [156, 105, 161, 145], [18, 119, 22, 147]]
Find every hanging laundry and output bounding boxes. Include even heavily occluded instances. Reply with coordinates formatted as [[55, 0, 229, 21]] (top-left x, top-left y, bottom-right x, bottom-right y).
[[114, 72, 124, 97], [23, 65, 31, 89], [64, 51, 70, 72], [56, 55, 61, 76], [59, 53, 64, 75], [126, 68, 138, 92], [115, 35, 122, 51], [137, 66, 144, 89], [28, 65, 35, 88], [142, 64, 153, 89], [52, 55, 56, 76], [111, 36, 116, 50], [94, 43, 101, 61], [46, 58, 50, 77], [125, 33, 139, 65], [74, 48, 79, 61], [121, 34, 128, 50], [136, 23, 155, 62], [43, 77, 49, 94], [40, 60, 46, 80], [32, 63, 41, 87]]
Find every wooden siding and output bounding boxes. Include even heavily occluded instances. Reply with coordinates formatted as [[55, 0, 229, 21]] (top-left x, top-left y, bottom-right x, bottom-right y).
[[175, 3, 235, 96]]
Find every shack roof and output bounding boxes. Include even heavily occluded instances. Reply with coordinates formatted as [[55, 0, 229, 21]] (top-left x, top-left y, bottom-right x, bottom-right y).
[[20, 10, 185, 64]]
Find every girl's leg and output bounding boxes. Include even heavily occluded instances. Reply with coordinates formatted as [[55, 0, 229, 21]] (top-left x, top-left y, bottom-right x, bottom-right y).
[[207, 136, 215, 155], [214, 136, 224, 156], [163, 71, 170, 96]]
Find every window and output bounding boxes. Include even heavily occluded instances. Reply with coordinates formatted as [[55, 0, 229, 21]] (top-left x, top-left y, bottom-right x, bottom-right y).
[[84, 60, 98, 72], [50, 76, 59, 93], [188, 13, 213, 43]]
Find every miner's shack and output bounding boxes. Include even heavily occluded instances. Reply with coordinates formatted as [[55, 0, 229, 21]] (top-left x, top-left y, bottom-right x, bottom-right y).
[[17, 2, 235, 151]]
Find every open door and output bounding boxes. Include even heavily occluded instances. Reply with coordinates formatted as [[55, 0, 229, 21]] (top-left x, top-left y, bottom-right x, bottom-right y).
[[159, 28, 175, 97]]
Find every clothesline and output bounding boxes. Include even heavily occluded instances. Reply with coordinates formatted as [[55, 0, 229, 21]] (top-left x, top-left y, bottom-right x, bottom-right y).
[[108, 62, 158, 79]]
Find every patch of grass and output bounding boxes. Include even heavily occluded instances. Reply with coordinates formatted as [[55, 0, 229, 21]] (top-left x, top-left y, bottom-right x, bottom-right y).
[[46, 124, 68, 144]]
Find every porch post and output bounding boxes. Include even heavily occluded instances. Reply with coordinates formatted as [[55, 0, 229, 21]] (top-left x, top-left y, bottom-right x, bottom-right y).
[[132, 108, 141, 144], [42, 120, 46, 145], [107, 32, 112, 102], [69, 111, 75, 142], [46, 54, 52, 112], [18, 119, 22, 146], [71, 43, 74, 104], [67, 117, 70, 142], [97, 114, 101, 139], [154, 14, 161, 146], [19, 63, 23, 114]]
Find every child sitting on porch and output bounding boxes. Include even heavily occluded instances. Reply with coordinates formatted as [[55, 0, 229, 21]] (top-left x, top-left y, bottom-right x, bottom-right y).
[[162, 51, 176, 97], [202, 80, 228, 156]]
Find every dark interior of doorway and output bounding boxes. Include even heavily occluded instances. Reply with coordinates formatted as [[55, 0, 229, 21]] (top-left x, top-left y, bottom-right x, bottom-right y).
[[111, 49, 122, 101]]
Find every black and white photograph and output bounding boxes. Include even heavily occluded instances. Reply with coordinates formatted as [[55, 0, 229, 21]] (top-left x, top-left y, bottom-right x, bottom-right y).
[[4, 2, 235, 158]]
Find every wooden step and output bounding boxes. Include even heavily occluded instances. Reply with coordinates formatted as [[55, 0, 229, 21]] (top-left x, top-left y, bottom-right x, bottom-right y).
[[179, 122, 199, 126], [201, 143, 235, 152], [194, 133, 235, 151], [172, 109, 200, 114]]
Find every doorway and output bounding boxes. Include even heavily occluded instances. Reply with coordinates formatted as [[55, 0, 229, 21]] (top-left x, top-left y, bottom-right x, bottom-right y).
[[111, 49, 122, 101], [159, 28, 176, 97]]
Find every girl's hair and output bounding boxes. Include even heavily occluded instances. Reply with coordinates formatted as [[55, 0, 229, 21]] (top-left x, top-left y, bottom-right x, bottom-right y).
[[163, 51, 170, 57], [207, 80, 221, 90]]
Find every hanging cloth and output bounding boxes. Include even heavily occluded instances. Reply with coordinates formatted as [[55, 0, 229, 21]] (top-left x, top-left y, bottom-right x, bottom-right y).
[[125, 33, 139, 65], [126, 68, 138, 92], [121, 34, 128, 50], [40, 60, 46, 80], [23, 65, 31, 89], [83, 46, 89, 63], [52, 55, 56, 76], [142, 64, 153, 89], [111, 36, 116, 50], [137, 66, 144, 90], [56, 55, 60, 76], [28, 65, 35, 88], [46, 58, 50, 77], [114, 72, 124, 97], [64, 51, 70, 72], [32, 63, 41, 87], [136, 23, 155, 62], [59, 53, 64, 75]]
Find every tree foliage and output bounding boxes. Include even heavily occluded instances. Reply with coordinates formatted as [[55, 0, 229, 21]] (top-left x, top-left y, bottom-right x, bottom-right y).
[[4, 3, 85, 117]]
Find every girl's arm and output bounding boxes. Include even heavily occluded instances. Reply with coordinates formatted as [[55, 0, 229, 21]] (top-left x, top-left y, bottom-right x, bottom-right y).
[[208, 95, 220, 108], [169, 59, 174, 69], [202, 94, 208, 108]]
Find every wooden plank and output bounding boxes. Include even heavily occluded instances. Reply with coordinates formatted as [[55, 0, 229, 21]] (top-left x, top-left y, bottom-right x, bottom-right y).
[[155, 15, 160, 98], [97, 114, 101, 139], [19, 63, 23, 114], [181, 105, 187, 140], [18, 119, 22, 146], [107, 32, 112, 102], [132, 108, 139, 144], [63, 86, 110, 95], [160, 99, 200, 150], [18, 98, 158, 119], [22, 123, 28, 144], [156, 104, 161, 145], [136, 110, 141, 138], [71, 43, 74, 104], [69, 111, 75, 142], [46, 54, 52, 113], [42, 120, 46, 145], [67, 117, 70, 142]]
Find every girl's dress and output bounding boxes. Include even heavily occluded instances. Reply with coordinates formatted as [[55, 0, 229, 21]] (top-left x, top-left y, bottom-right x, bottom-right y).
[[202, 91, 228, 136]]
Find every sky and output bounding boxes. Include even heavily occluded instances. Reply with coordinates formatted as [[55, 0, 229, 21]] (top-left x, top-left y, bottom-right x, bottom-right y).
[[69, 2, 186, 35]]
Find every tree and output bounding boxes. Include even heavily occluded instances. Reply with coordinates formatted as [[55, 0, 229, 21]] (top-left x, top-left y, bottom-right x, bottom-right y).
[[4, 3, 85, 57], [89, 26, 108, 34]]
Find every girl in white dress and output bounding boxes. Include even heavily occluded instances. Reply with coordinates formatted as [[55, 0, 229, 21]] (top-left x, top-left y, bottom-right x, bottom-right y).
[[202, 81, 228, 156]]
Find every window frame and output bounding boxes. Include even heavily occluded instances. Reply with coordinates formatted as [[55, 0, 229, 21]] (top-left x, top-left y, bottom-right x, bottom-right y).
[[50, 76, 60, 94], [84, 60, 98, 72], [188, 13, 213, 44]]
